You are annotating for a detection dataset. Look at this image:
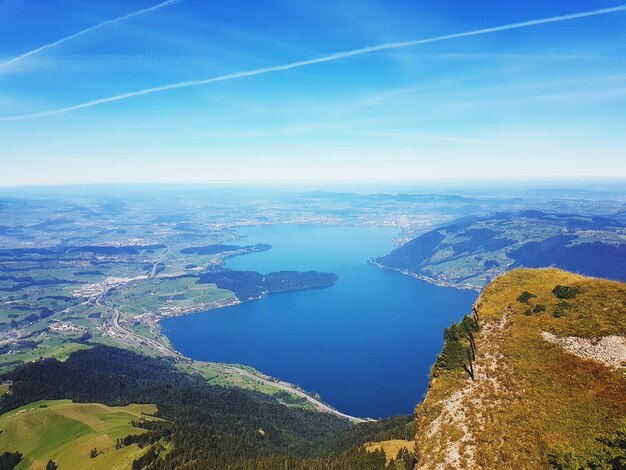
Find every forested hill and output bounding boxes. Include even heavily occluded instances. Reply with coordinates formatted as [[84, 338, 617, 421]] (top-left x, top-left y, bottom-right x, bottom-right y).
[[198, 269, 338, 300], [414, 268, 626, 468], [376, 211, 626, 289]]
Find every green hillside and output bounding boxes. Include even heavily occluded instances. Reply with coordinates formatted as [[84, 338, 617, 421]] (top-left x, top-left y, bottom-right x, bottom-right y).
[[0, 400, 159, 470], [376, 212, 626, 289]]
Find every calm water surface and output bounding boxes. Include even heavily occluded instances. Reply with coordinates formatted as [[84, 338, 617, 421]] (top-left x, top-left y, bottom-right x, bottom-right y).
[[162, 225, 477, 418]]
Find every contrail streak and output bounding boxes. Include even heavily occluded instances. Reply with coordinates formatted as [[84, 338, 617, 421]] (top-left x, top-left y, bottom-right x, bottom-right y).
[[0, 0, 180, 70], [2, 4, 625, 121]]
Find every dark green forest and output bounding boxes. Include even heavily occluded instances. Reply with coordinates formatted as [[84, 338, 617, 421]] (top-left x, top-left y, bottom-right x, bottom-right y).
[[198, 269, 338, 300]]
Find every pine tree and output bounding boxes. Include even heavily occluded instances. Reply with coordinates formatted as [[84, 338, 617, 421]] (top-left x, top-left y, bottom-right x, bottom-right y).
[[464, 349, 475, 381], [45, 460, 58, 470]]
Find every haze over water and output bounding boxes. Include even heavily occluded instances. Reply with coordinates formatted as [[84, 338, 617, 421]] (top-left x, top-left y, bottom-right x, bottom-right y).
[[162, 225, 477, 417]]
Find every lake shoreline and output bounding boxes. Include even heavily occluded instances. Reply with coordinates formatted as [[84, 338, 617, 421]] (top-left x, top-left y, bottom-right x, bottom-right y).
[[369, 259, 482, 293]]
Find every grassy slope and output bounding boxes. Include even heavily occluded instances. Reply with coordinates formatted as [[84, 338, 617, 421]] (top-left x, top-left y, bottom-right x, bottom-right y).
[[0, 399, 159, 470], [415, 268, 626, 469], [365, 440, 414, 463], [0, 341, 91, 372], [174, 361, 317, 410]]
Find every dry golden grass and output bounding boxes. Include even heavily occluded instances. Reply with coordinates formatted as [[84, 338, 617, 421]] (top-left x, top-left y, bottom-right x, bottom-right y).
[[365, 439, 414, 463], [415, 268, 626, 469]]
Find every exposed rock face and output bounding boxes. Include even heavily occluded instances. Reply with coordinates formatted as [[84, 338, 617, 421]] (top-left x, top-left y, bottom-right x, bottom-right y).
[[541, 332, 626, 369]]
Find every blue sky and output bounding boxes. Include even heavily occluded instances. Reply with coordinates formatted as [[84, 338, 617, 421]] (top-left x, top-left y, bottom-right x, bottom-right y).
[[0, 0, 625, 186]]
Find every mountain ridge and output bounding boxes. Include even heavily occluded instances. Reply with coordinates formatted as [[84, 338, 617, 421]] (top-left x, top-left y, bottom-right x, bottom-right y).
[[412, 268, 626, 469]]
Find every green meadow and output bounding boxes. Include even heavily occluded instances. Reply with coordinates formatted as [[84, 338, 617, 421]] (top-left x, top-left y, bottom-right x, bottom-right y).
[[0, 399, 160, 470]]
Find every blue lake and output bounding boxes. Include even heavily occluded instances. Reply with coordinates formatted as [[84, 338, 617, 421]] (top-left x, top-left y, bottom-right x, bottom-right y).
[[162, 225, 477, 418]]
